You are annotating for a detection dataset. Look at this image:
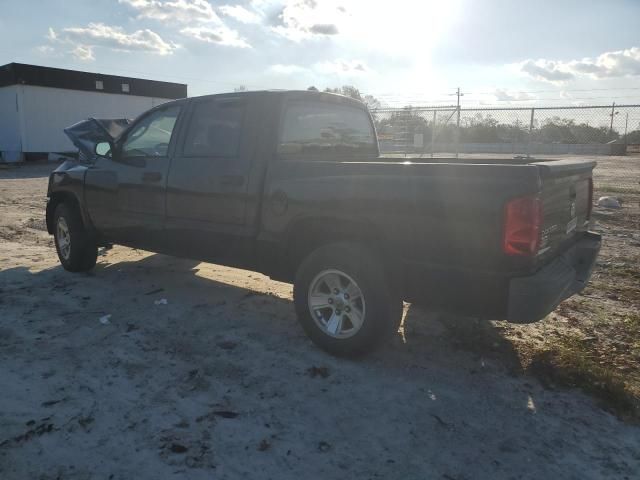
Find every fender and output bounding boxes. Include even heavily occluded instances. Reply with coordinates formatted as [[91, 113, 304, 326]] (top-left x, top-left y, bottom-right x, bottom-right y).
[[46, 160, 91, 234]]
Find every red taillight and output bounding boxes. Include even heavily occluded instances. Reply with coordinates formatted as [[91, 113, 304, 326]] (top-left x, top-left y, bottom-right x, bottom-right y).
[[587, 178, 594, 219], [503, 195, 543, 256]]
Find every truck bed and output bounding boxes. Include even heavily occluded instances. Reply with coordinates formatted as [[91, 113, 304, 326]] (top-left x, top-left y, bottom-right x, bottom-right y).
[[262, 155, 595, 275]]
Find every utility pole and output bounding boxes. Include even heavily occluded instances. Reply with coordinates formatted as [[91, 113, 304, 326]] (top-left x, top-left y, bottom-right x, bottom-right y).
[[624, 112, 629, 148], [609, 102, 618, 137], [527, 108, 535, 158], [431, 109, 436, 158], [451, 87, 464, 158]]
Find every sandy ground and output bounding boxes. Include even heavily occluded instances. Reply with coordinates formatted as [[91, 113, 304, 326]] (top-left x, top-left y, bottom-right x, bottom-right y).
[[1, 162, 639, 479]]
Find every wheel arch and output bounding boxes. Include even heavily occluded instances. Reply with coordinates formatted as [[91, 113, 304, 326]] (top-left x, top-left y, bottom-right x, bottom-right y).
[[280, 216, 403, 290], [46, 191, 84, 234]]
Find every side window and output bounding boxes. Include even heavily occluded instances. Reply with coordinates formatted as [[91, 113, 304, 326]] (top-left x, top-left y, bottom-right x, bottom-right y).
[[183, 100, 245, 157], [278, 101, 376, 157], [122, 105, 181, 157]]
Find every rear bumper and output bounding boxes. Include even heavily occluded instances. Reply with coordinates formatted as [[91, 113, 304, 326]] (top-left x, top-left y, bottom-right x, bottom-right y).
[[507, 232, 601, 323]]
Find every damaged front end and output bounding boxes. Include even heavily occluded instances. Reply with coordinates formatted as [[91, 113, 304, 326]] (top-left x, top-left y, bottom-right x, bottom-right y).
[[64, 118, 131, 162]]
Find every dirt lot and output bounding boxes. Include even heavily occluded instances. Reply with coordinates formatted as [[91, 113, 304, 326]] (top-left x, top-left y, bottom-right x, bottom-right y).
[[1, 159, 639, 479]]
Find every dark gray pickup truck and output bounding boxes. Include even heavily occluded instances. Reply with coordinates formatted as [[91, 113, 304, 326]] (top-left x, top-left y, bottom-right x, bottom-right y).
[[46, 90, 601, 355]]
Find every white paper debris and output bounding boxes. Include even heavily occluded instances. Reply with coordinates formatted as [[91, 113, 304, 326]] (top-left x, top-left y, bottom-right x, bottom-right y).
[[154, 298, 168, 305], [99, 314, 112, 325], [597, 196, 621, 209]]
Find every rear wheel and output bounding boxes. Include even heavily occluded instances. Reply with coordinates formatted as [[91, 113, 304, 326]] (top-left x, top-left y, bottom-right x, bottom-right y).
[[293, 243, 402, 356], [53, 203, 97, 272]]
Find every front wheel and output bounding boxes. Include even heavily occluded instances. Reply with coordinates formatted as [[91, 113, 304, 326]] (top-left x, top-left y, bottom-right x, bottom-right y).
[[53, 203, 98, 272], [293, 243, 402, 356]]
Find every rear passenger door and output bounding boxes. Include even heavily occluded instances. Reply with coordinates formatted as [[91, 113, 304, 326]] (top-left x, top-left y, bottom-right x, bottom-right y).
[[165, 97, 254, 261]]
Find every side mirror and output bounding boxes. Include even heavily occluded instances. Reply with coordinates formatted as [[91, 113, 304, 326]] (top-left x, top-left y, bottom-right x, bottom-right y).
[[95, 142, 112, 157]]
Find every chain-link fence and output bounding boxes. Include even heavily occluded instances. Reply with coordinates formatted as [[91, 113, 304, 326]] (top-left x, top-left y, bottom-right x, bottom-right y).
[[371, 104, 640, 157], [370, 103, 640, 193]]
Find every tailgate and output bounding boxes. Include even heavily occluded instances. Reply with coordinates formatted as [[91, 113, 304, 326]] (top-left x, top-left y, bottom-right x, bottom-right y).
[[534, 159, 595, 261]]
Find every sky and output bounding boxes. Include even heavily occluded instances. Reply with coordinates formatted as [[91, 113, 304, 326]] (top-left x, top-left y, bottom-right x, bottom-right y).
[[1, 0, 640, 108]]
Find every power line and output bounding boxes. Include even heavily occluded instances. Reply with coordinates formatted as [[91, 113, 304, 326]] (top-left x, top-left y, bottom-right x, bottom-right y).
[[371, 86, 640, 99], [372, 94, 640, 107]]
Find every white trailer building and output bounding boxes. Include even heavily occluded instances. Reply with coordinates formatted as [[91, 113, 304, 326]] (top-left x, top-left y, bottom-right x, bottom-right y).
[[0, 63, 187, 162]]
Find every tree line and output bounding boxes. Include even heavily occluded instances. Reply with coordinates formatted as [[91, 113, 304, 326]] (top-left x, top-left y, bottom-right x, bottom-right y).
[[319, 85, 640, 145], [234, 84, 640, 145]]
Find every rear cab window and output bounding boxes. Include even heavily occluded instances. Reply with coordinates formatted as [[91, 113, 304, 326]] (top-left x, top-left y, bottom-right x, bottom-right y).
[[182, 99, 245, 157], [278, 101, 377, 159]]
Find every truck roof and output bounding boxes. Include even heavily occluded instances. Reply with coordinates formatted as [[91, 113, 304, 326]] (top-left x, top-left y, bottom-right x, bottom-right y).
[[158, 89, 367, 110]]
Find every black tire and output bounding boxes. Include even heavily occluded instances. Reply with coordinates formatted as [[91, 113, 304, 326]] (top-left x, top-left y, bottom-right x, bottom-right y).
[[53, 203, 98, 272], [293, 242, 402, 356]]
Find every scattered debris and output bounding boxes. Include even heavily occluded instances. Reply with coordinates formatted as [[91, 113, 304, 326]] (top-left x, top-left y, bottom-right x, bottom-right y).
[[0, 420, 55, 447], [597, 196, 621, 209], [307, 366, 330, 378], [144, 288, 164, 296], [212, 410, 239, 419], [217, 340, 238, 351], [429, 414, 451, 428], [258, 439, 271, 451], [99, 314, 112, 325], [78, 416, 94, 431], [154, 298, 168, 305], [170, 443, 188, 454], [318, 441, 331, 452]]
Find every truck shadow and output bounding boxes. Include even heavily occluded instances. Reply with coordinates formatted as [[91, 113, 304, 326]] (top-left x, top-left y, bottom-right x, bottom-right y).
[[2, 251, 534, 419], [95, 253, 525, 373], [399, 305, 525, 375], [3, 251, 526, 378], [0, 249, 521, 374]]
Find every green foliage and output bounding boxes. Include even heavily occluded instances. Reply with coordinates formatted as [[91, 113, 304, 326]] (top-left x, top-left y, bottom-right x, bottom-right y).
[[321, 86, 640, 146], [323, 85, 381, 110], [460, 113, 529, 143], [623, 129, 640, 144], [533, 117, 615, 144], [374, 110, 634, 145]]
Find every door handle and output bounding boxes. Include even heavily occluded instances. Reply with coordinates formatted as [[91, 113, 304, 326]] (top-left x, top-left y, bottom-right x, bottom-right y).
[[220, 175, 245, 187], [142, 171, 162, 182]]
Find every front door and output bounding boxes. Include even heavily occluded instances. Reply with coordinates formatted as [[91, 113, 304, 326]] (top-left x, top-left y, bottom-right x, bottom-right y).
[[84, 104, 183, 247], [165, 97, 255, 263]]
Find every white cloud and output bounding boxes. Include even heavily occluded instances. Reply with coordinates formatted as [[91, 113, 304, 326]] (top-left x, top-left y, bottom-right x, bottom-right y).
[[219, 4, 262, 24], [118, 0, 220, 24], [519, 47, 640, 83], [268, 59, 369, 76], [520, 60, 574, 83], [72, 45, 95, 61], [494, 89, 533, 102], [268, 63, 309, 74], [570, 47, 640, 78], [181, 26, 251, 48], [271, 0, 345, 41], [119, 0, 250, 48], [49, 23, 178, 56], [314, 59, 368, 75], [35, 45, 56, 55]]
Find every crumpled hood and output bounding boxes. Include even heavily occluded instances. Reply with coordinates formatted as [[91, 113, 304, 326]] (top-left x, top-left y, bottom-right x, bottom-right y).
[[64, 118, 131, 160]]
